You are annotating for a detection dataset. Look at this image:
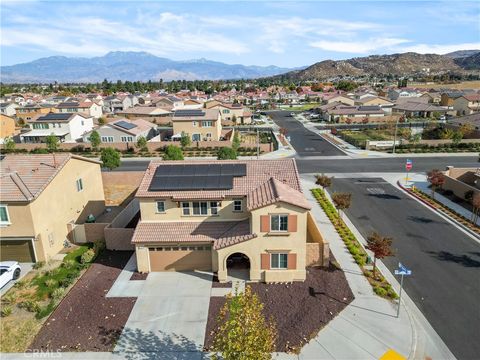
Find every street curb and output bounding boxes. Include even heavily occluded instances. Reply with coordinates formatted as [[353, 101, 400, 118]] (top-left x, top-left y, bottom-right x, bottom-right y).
[[397, 181, 480, 241]]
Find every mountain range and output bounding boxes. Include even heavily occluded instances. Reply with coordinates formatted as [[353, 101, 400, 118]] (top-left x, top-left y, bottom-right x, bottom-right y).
[[0, 51, 294, 83], [1, 50, 479, 83], [278, 51, 480, 81]]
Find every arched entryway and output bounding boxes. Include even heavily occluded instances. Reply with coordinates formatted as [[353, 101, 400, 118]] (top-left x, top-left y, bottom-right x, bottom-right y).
[[226, 252, 250, 282]]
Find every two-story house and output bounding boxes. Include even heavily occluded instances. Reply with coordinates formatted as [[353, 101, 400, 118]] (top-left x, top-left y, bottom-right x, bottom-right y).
[[132, 159, 328, 283], [453, 94, 480, 116], [56, 101, 103, 118], [0, 114, 16, 142], [0, 103, 18, 117], [15, 103, 57, 122], [206, 102, 252, 125], [0, 154, 105, 262], [172, 109, 222, 141], [21, 113, 94, 143], [83, 118, 157, 143]]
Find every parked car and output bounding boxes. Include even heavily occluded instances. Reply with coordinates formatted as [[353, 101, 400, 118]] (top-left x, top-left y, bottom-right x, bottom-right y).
[[290, 112, 295, 117], [0, 261, 21, 289]]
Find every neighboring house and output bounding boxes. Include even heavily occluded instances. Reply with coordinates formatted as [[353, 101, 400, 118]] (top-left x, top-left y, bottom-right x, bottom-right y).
[[442, 167, 480, 201], [419, 92, 441, 104], [132, 159, 328, 282], [207, 103, 252, 125], [56, 101, 103, 118], [21, 113, 94, 143], [44, 95, 71, 104], [0, 114, 16, 141], [392, 101, 448, 118], [0, 154, 105, 262], [453, 94, 480, 116], [83, 118, 157, 143], [440, 92, 464, 107], [354, 96, 394, 113], [172, 109, 222, 141], [325, 105, 385, 122], [117, 106, 172, 124], [0, 103, 18, 117], [15, 104, 57, 122], [387, 88, 420, 101], [152, 96, 184, 110], [325, 95, 354, 106]]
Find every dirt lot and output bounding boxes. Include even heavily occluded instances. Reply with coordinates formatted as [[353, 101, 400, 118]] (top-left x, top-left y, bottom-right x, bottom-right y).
[[412, 80, 480, 90], [204, 258, 354, 353], [29, 251, 135, 352], [102, 171, 144, 206]]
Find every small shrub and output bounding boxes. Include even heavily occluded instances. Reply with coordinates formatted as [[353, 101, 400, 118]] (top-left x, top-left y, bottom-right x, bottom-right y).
[[51, 287, 66, 301], [62, 259, 77, 269], [36, 301, 56, 319], [1, 306, 13, 317], [14, 280, 28, 289], [80, 248, 96, 264], [387, 288, 398, 299], [93, 240, 106, 255], [2, 292, 18, 305], [45, 279, 58, 288], [59, 277, 75, 288], [19, 300, 40, 313], [32, 261, 45, 270], [373, 286, 387, 297]]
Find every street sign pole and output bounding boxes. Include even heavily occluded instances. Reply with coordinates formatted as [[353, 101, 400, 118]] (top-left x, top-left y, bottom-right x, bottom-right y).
[[405, 159, 412, 185], [397, 274, 404, 318]]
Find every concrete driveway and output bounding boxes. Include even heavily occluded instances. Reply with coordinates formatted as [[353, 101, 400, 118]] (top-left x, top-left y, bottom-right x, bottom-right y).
[[114, 271, 212, 359], [0, 263, 33, 297]]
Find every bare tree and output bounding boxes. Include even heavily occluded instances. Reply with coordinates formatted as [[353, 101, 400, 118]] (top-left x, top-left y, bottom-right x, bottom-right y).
[[315, 174, 333, 190], [366, 232, 394, 278]]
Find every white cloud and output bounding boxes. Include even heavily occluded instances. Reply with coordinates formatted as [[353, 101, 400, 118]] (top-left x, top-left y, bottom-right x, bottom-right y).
[[398, 42, 480, 55], [309, 38, 410, 54]]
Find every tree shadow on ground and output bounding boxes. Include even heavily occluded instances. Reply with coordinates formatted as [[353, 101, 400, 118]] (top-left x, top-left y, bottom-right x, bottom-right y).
[[426, 251, 480, 268], [367, 194, 401, 200], [407, 215, 441, 224], [113, 328, 201, 360]]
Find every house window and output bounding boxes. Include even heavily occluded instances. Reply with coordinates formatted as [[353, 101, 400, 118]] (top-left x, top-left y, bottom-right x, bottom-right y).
[[0, 205, 10, 225], [222, 109, 230, 114], [192, 134, 201, 141], [233, 199, 242, 212], [81, 120, 85, 126], [192, 202, 208, 215], [206, 133, 212, 138], [202, 121, 213, 127], [121, 136, 134, 142], [101, 136, 114, 143], [192, 121, 197, 127], [76, 178, 83, 192], [156, 201, 165, 213], [270, 214, 288, 232], [210, 202, 218, 215], [182, 202, 190, 215], [271, 253, 288, 269], [33, 123, 49, 129]]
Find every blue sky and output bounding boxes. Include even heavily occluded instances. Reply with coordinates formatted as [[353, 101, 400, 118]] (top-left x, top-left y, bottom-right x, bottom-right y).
[[1, 1, 479, 67]]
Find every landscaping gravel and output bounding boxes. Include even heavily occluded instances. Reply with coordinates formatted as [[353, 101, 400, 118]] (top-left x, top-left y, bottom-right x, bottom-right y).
[[29, 251, 136, 352], [204, 257, 354, 353]]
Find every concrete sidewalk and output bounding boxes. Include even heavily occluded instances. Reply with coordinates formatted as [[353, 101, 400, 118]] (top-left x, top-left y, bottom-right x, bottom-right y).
[[298, 175, 455, 360]]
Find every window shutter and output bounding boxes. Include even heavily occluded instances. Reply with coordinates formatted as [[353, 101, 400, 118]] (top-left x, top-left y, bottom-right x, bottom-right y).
[[260, 215, 270, 232], [287, 253, 297, 270], [288, 215, 297, 232], [261, 253, 270, 270]]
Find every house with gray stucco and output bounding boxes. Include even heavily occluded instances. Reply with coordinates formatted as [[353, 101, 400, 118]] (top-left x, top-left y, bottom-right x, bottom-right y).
[[83, 118, 157, 144]]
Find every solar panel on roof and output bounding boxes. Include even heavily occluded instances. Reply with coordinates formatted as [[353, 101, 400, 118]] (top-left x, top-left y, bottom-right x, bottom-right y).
[[37, 113, 72, 121], [149, 163, 246, 191], [174, 110, 205, 117], [114, 120, 137, 130]]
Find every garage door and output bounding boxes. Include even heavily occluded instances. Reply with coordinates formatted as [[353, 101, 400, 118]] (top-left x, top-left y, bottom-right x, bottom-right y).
[[149, 245, 212, 271], [0, 239, 35, 262]]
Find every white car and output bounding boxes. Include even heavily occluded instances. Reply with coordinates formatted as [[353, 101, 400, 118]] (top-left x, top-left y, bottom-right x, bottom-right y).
[[0, 261, 21, 289]]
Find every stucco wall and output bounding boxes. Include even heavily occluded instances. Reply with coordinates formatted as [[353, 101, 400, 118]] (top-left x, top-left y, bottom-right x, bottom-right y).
[[105, 227, 135, 251]]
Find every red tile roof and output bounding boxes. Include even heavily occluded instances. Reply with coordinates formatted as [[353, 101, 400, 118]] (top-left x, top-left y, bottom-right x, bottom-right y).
[[132, 219, 256, 247], [247, 177, 311, 211], [136, 159, 303, 201], [0, 154, 100, 202]]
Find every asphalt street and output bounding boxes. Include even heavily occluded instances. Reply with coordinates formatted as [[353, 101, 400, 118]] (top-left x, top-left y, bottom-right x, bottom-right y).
[[330, 178, 480, 360], [269, 110, 346, 156]]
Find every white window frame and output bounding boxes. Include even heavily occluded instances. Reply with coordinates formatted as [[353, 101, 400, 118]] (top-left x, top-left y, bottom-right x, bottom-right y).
[[202, 121, 213, 127], [206, 132, 212, 138], [0, 205, 11, 225], [233, 199, 243, 212], [270, 214, 288, 232], [192, 133, 201, 141], [192, 121, 197, 127], [182, 202, 190, 215], [156, 201, 165, 213], [210, 201, 218, 215], [101, 136, 114, 143], [192, 201, 208, 215], [270, 253, 288, 269], [76, 178, 83, 192], [120, 136, 134, 142]]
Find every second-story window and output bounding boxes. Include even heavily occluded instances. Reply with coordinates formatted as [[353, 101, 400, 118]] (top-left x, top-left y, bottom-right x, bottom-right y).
[[210, 202, 218, 215], [192, 202, 208, 215], [182, 202, 190, 215], [202, 121, 213, 127], [233, 199, 242, 212], [0, 205, 10, 225], [192, 121, 197, 127], [156, 201, 165, 213], [76, 178, 83, 192], [271, 214, 288, 232]]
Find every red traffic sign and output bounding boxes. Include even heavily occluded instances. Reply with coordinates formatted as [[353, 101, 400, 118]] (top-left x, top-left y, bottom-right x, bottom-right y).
[[405, 159, 412, 171]]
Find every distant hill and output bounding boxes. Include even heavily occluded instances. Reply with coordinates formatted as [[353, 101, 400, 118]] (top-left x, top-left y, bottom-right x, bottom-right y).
[[276, 51, 480, 81], [0, 51, 295, 83], [445, 50, 480, 59]]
